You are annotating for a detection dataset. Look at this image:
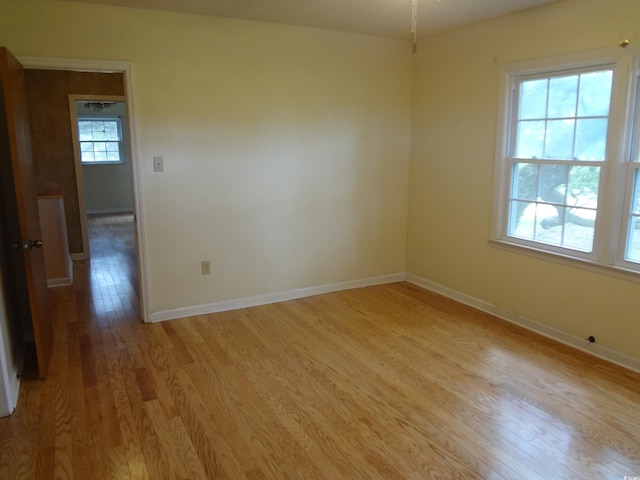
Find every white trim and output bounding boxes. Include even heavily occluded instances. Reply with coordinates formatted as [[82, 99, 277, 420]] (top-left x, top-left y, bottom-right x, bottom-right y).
[[150, 273, 406, 323], [0, 333, 20, 418], [405, 273, 640, 374], [86, 208, 134, 215], [18, 56, 149, 322], [47, 277, 73, 288], [47, 255, 73, 288], [489, 239, 640, 283], [47, 253, 74, 287]]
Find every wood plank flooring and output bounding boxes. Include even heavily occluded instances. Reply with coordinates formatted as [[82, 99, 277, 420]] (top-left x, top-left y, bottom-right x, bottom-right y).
[[1, 213, 639, 478]]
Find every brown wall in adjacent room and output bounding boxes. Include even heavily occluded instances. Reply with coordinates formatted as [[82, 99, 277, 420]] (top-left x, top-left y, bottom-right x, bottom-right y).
[[24, 70, 125, 255]]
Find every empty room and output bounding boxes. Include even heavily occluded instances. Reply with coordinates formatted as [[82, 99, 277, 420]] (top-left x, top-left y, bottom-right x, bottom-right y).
[[0, 0, 639, 478]]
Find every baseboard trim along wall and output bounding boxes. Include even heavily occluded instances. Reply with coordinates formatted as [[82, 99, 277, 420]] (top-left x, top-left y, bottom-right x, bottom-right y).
[[86, 208, 134, 215], [150, 273, 407, 323], [0, 347, 20, 418], [405, 273, 640, 374], [149, 270, 639, 373], [47, 255, 74, 288]]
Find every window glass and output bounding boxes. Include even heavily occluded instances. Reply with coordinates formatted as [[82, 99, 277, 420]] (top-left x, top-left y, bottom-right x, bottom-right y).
[[79, 119, 122, 163]]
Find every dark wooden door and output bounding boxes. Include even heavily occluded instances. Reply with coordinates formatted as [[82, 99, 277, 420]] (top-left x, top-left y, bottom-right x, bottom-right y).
[[0, 47, 52, 378]]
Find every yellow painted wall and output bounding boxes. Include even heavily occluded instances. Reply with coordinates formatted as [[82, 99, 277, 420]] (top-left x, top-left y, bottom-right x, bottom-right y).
[[0, 0, 412, 313], [408, 0, 640, 359], [0, 0, 637, 362]]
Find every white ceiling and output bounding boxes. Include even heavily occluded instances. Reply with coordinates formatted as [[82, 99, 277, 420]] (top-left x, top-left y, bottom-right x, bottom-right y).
[[64, 0, 562, 39]]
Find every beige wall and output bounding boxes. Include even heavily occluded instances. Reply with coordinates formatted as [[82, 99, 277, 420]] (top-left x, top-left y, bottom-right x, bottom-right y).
[[408, 0, 640, 360], [0, 0, 412, 313], [1, 0, 638, 363]]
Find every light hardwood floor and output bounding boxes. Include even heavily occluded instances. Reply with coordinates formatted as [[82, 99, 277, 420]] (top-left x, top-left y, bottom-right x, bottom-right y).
[[1, 214, 639, 479]]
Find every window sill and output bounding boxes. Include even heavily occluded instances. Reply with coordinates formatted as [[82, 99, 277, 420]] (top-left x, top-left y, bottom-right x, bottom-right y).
[[489, 238, 640, 284], [81, 161, 124, 166]]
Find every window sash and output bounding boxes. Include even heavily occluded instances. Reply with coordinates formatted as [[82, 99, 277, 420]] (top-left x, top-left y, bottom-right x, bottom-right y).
[[505, 157, 603, 256], [78, 118, 123, 164]]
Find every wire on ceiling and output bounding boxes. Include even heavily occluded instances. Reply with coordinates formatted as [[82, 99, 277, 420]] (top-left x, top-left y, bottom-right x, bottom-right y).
[[411, 0, 418, 53]]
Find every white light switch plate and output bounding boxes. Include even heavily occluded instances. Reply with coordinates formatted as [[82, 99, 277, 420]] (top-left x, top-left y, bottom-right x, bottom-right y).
[[153, 156, 164, 172]]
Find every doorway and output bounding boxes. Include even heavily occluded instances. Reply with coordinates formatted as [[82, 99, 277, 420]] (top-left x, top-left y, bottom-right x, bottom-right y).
[[19, 57, 148, 322], [69, 97, 139, 309], [69, 97, 134, 247]]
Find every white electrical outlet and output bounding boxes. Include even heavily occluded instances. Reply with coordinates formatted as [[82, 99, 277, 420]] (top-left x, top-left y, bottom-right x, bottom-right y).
[[201, 261, 211, 275], [153, 156, 164, 172]]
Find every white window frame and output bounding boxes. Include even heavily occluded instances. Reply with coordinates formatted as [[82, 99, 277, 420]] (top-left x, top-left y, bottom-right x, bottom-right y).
[[491, 45, 640, 279], [78, 117, 124, 165]]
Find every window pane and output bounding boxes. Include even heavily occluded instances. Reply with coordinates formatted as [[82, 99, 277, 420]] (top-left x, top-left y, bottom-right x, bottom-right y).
[[103, 121, 119, 140], [80, 142, 93, 152], [539, 164, 568, 205], [534, 203, 563, 242], [575, 118, 607, 160], [508, 200, 535, 238], [106, 142, 120, 153], [93, 142, 107, 153], [519, 79, 547, 119], [562, 207, 596, 251], [81, 151, 95, 162], [567, 166, 600, 208], [548, 75, 578, 118], [94, 151, 107, 162], [515, 120, 545, 158], [545, 119, 575, 159], [625, 171, 640, 262], [578, 70, 613, 117], [92, 129, 106, 141], [512, 163, 538, 201], [632, 171, 640, 215], [627, 217, 640, 262], [530, 205, 595, 252]]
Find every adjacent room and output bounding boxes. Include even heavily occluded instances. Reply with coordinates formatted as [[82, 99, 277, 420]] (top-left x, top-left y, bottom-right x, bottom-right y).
[[0, 0, 638, 477]]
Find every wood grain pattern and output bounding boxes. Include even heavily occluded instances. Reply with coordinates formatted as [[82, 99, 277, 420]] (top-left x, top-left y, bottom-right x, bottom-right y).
[[0, 213, 639, 479]]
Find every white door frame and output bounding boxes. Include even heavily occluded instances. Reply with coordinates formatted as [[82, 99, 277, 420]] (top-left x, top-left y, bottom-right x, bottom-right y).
[[18, 56, 149, 323]]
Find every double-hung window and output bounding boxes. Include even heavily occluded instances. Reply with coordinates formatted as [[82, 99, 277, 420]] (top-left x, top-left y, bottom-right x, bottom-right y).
[[78, 118, 123, 164], [493, 47, 640, 275]]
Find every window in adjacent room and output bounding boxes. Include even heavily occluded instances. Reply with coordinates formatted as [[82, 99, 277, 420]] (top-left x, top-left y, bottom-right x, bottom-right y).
[[78, 118, 123, 163]]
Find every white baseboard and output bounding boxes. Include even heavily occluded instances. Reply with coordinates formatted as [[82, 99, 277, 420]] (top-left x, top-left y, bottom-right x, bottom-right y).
[[0, 350, 20, 418], [150, 273, 406, 323], [405, 273, 640, 373], [47, 255, 74, 287], [7, 370, 19, 415], [86, 208, 134, 215], [47, 277, 73, 288]]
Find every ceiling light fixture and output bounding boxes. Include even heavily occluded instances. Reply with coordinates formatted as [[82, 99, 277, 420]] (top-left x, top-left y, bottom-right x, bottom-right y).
[[84, 101, 115, 113]]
